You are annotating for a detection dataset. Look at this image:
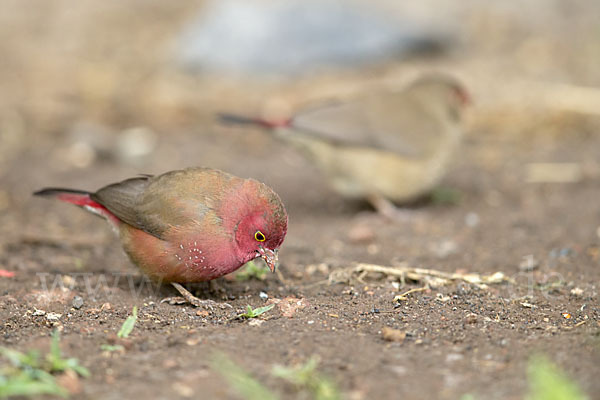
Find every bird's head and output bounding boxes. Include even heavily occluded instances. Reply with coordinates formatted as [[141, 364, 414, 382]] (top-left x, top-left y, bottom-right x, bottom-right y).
[[408, 73, 470, 122], [229, 180, 288, 272]]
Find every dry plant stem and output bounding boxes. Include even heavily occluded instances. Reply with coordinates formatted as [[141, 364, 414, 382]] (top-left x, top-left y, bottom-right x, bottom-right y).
[[329, 262, 515, 287], [165, 282, 232, 309], [394, 286, 429, 301]]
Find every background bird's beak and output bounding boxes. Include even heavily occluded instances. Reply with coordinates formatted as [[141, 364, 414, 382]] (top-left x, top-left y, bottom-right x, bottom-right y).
[[258, 247, 278, 272]]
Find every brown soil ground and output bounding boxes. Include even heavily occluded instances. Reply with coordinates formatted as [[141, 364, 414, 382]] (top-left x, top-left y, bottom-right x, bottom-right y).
[[1, 1, 599, 399]]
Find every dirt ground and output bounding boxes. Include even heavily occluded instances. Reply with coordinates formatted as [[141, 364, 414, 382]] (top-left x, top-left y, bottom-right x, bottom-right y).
[[1, 1, 599, 399]]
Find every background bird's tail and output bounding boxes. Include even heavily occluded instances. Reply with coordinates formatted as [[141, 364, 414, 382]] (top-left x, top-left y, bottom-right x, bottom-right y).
[[217, 112, 292, 129]]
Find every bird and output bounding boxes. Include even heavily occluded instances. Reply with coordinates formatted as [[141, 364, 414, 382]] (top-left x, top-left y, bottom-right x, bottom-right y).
[[33, 167, 288, 308], [218, 73, 469, 219]]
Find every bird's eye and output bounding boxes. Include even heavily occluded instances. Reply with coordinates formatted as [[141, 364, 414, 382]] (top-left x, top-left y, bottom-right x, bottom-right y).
[[254, 231, 266, 242]]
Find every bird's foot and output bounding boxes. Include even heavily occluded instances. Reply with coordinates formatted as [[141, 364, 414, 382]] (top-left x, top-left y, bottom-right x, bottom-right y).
[[163, 282, 232, 309], [367, 195, 416, 222]]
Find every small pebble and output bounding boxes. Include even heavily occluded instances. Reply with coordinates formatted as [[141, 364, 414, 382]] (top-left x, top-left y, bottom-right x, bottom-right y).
[[72, 296, 84, 309], [367, 244, 379, 255], [172, 382, 194, 398], [347, 225, 375, 243], [259, 291, 268, 300], [46, 312, 62, 321], [196, 309, 209, 317], [117, 127, 157, 159], [519, 254, 539, 271], [465, 313, 478, 324], [248, 319, 264, 327], [465, 212, 480, 227], [445, 353, 464, 363], [570, 287, 584, 297], [382, 327, 406, 342]]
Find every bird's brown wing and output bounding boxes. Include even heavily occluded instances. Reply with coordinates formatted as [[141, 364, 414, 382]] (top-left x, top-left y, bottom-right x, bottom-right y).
[[93, 168, 228, 240], [90, 175, 174, 239], [291, 91, 439, 157]]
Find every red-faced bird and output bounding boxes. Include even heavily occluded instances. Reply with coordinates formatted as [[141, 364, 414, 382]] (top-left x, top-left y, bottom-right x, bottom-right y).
[[34, 167, 288, 308]]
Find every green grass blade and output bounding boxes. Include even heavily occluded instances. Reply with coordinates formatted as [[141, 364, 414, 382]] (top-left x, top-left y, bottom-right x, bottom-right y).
[[117, 306, 138, 338], [210, 352, 279, 400], [527, 355, 588, 400], [250, 304, 274, 317]]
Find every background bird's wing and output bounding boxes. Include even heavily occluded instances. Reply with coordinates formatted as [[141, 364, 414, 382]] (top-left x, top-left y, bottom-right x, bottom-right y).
[[291, 99, 378, 147], [291, 91, 439, 157]]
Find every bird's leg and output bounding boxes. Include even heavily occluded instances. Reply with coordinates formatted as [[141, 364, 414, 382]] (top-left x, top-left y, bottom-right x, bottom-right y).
[[367, 194, 414, 222], [163, 282, 232, 309]]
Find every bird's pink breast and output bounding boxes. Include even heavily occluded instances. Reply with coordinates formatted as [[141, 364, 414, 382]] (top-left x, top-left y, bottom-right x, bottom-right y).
[[119, 225, 248, 283]]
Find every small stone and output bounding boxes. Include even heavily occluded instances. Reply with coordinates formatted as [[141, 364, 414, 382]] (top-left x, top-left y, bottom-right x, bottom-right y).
[[248, 319, 264, 327], [32, 309, 46, 316], [274, 296, 308, 318], [389, 365, 407, 376], [196, 309, 209, 317], [519, 255, 539, 271], [570, 287, 584, 297], [57, 370, 82, 395], [259, 291, 268, 300], [465, 313, 478, 324], [381, 327, 406, 343], [347, 225, 375, 243], [46, 312, 62, 321], [186, 337, 202, 346], [429, 240, 458, 258], [367, 244, 379, 255], [172, 382, 194, 398], [436, 293, 451, 302], [65, 141, 96, 168], [61, 275, 76, 287], [72, 296, 84, 309], [465, 212, 480, 227], [445, 353, 464, 363], [117, 127, 157, 159]]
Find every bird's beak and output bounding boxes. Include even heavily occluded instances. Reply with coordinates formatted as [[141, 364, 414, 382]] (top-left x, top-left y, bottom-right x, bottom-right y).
[[257, 247, 278, 273]]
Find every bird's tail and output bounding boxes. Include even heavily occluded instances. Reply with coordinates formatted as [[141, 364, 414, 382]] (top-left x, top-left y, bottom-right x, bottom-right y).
[[217, 113, 292, 129], [33, 188, 117, 222], [34, 188, 93, 206]]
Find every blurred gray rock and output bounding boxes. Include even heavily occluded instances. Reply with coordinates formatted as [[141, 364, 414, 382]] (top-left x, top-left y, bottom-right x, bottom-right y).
[[176, 0, 453, 76]]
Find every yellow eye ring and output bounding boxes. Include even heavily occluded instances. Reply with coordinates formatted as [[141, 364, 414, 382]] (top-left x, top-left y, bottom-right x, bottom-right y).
[[254, 231, 266, 242]]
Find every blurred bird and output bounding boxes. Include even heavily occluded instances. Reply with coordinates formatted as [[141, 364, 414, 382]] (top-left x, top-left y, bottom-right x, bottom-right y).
[[219, 74, 469, 218], [34, 167, 288, 308]]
